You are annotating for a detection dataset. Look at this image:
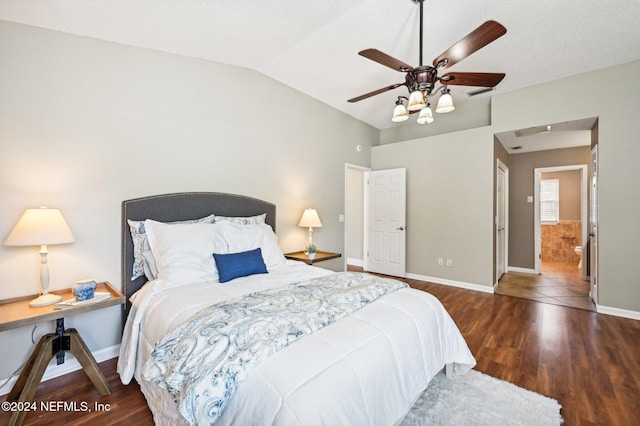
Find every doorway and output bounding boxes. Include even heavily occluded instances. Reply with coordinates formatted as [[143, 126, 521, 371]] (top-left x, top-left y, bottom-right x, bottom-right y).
[[496, 159, 508, 282], [534, 165, 588, 278], [344, 164, 369, 271], [494, 117, 598, 311]]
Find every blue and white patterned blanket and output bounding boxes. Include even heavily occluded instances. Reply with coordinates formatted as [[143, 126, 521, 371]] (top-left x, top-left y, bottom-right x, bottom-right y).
[[143, 272, 407, 425]]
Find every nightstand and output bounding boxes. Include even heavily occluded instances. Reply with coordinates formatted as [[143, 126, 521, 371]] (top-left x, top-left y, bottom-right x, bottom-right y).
[[284, 250, 342, 265], [0, 282, 125, 426]]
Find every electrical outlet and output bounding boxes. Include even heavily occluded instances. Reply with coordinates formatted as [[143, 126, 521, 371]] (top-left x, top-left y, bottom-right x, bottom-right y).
[[438, 258, 444, 266], [446, 258, 452, 267]]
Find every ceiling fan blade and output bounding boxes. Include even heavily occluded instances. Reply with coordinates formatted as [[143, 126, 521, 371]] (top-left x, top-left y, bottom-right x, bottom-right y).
[[359, 49, 414, 72], [348, 83, 406, 103], [432, 21, 507, 69], [440, 72, 506, 87]]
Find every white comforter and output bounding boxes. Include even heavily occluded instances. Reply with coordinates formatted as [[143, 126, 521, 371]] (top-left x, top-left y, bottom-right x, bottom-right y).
[[118, 261, 475, 425]]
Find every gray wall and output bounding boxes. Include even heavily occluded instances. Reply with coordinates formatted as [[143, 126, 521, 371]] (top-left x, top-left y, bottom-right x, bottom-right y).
[[492, 60, 640, 312], [0, 21, 376, 379], [379, 99, 491, 145], [508, 147, 590, 269], [372, 127, 495, 288], [376, 60, 640, 313], [541, 170, 582, 220]]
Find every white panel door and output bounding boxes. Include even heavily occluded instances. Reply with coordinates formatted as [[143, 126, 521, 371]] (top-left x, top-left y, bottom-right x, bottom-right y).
[[364, 168, 406, 277]]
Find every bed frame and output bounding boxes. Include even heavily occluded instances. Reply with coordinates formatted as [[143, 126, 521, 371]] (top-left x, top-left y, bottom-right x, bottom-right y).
[[121, 192, 276, 326]]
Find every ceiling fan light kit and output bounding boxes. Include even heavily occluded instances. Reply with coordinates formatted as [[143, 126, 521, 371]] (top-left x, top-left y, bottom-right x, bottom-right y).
[[392, 97, 410, 122], [348, 0, 506, 126]]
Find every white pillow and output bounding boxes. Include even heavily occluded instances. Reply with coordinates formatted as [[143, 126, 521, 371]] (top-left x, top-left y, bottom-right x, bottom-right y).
[[217, 221, 286, 269], [214, 213, 266, 225], [128, 214, 216, 280], [144, 220, 228, 284]]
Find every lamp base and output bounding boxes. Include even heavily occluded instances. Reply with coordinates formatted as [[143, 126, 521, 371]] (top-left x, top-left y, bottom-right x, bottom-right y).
[[29, 293, 62, 307]]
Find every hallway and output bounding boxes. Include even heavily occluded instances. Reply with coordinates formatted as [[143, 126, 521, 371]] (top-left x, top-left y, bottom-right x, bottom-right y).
[[496, 262, 595, 311]]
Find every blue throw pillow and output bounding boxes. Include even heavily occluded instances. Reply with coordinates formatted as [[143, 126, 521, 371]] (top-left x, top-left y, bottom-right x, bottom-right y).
[[213, 248, 268, 283]]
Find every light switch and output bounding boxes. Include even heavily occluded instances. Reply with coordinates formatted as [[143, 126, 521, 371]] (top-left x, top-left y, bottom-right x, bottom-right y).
[[338, 214, 345, 223], [527, 196, 533, 203]]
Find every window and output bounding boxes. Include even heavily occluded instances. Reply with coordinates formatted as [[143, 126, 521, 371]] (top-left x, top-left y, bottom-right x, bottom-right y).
[[540, 179, 559, 224]]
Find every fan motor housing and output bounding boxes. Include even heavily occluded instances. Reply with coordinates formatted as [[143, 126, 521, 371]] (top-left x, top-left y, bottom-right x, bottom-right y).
[[406, 66, 438, 94]]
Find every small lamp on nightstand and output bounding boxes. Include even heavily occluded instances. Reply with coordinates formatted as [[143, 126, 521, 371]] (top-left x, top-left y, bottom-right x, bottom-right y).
[[4, 207, 76, 307], [298, 208, 322, 246]]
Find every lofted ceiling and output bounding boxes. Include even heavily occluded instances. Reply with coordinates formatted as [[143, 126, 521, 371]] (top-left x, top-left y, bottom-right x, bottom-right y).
[[1, 0, 639, 134]]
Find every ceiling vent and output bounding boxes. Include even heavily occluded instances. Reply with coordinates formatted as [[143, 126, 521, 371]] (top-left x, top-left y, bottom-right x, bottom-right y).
[[514, 125, 551, 137], [467, 87, 495, 97]]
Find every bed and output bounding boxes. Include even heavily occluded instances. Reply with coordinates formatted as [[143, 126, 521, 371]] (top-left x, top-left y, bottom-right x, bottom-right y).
[[116, 192, 475, 425]]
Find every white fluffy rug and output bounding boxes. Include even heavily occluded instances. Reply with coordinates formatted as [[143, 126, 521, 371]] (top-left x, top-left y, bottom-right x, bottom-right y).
[[401, 370, 563, 426]]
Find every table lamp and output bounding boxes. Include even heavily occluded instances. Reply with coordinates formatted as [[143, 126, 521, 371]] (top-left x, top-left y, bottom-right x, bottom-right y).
[[298, 208, 322, 246], [4, 207, 76, 307]]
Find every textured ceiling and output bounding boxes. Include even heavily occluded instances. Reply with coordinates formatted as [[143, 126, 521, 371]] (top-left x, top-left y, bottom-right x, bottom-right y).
[[1, 0, 639, 135]]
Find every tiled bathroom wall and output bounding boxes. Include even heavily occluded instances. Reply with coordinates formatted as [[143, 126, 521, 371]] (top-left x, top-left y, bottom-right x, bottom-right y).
[[541, 220, 582, 264]]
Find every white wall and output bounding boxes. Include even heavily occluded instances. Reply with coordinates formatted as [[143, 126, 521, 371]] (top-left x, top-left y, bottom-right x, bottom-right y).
[[0, 21, 376, 380], [372, 127, 495, 288]]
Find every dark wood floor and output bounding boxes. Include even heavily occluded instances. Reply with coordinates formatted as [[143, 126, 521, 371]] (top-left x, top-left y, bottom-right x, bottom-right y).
[[3, 274, 639, 425], [497, 261, 595, 311]]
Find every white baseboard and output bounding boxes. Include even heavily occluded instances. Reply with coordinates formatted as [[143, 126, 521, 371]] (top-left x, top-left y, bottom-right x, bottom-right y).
[[0, 344, 120, 396], [346, 258, 364, 267], [507, 266, 537, 274], [596, 304, 640, 321], [405, 273, 494, 294]]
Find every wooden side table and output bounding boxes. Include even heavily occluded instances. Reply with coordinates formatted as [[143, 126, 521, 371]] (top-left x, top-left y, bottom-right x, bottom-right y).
[[284, 250, 342, 265], [0, 282, 125, 426]]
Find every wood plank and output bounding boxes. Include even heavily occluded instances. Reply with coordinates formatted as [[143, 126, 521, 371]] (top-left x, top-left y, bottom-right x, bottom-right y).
[[0, 283, 124, 332]]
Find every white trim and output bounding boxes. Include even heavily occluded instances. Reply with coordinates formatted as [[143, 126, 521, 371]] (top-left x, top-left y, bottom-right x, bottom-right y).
[[346, 257, 364, 267], [534, 164, 588, 275], [0, 344, 120, 396], [596, 305, 640, 321], [507, 266, 537, 274], [405, 273, 494, 294]]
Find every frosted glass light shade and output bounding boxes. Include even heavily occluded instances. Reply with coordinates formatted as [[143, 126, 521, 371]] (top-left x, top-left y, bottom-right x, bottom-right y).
[[391, 103, 409, 122], [436, 92, 455, 113], [417, 106, 434, 124], [407, 90, 427, 111], [5, 207, 75, 246]]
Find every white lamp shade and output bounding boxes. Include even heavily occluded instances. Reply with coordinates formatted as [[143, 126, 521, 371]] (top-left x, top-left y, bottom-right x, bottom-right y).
[[407, 90, 426, 111], [436, 92, 455, 113], [298, 208, 322, 228], [391, 103, 409, 122], [417, 106, 434, 124], [5, 207, 75, 246]]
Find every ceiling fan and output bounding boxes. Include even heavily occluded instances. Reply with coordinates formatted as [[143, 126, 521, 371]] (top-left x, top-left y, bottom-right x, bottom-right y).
[[348, 0, 507, 125]]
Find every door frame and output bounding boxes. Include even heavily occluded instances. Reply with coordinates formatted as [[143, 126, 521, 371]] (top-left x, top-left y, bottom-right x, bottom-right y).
[[343, 163, 370, 271], [589, 145, 599, 303], [533, 164, 588, 275], [496, 159, 509, 284]]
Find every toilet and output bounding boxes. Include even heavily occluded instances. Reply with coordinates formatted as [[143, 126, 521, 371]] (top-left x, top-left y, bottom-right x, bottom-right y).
[[574, 246, 582, 268]]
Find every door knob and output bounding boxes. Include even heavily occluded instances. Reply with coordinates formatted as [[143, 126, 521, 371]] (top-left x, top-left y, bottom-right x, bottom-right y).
[[396, 226, 405, 231]]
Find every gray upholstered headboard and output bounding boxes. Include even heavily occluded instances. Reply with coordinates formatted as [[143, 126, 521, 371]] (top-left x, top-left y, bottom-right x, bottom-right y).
[[121, 192, 276, 326]]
